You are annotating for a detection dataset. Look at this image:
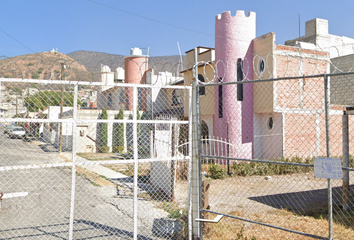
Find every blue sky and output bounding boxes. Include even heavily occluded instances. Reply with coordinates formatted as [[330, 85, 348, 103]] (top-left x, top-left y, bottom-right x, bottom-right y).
[[1, 0, 354, 57]]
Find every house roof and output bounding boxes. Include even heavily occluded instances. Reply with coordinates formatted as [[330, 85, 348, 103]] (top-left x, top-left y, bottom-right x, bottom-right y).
[[155, 107, 184, 117]]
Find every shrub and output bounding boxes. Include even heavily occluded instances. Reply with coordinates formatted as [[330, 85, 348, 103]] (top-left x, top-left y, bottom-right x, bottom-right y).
[[99, 108, 108, 149], [32, 73, 40, 79], [231, 157, 314, 177], [98, 146, 110, 153], [208, 164, 227, 179], [113, 146, 124, 153], [113, 110, 124, 152]]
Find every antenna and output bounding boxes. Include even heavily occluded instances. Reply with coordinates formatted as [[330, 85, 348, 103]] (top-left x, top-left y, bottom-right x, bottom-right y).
[[177, 41, 183, 74], [298, 13, 301, 38]]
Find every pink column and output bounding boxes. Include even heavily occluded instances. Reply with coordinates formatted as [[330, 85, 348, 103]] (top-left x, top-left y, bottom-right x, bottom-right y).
[[124, 55, 148, 110], [214, 10, 256, 158]]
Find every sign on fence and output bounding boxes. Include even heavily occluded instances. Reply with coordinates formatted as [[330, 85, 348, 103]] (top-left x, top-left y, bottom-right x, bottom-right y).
[[314, 157, 343, 179]]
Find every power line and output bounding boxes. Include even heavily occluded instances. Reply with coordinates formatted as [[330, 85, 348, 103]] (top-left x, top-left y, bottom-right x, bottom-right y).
[[0, 28, 35, 54], [86, 0, 214, 37], [85, 0, 270, 45]]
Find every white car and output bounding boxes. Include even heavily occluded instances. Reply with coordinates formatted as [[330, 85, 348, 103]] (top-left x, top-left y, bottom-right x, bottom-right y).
[[9, 126, 26, 139]]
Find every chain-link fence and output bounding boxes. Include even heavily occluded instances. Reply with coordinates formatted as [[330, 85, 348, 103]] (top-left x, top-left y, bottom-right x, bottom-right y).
[[2, 48, 354, 240], [0, 77, 191, 239], [194, 55, 354, 239]]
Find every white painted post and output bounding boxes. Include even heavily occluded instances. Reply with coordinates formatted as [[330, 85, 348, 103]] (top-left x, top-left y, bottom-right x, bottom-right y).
[[133, 85, 138, 240], [188, 81, 193, 240], [68, 83, 78, 240]]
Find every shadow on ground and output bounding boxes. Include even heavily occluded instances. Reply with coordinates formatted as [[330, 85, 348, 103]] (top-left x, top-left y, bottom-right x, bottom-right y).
[[249, 185, 354, 229], [0, 219, 155, 240]]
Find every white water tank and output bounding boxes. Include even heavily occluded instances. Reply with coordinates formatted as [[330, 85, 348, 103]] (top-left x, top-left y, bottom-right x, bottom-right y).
[[130, 47, 142, 56]]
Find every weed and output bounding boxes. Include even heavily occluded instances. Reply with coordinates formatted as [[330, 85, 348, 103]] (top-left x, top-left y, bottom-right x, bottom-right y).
[[231, 157, 314, 177], [208, 164, 227, 179]]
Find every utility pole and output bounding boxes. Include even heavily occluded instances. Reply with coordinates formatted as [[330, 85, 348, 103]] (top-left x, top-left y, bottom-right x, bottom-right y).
[[59, 63, 65, 153]]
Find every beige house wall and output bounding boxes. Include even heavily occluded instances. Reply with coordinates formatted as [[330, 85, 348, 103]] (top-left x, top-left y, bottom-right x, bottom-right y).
[[253, 32, 275, 113], [183, 47, 215, 119], [183, 64, 215, 118], [185, 47, 215, 70]]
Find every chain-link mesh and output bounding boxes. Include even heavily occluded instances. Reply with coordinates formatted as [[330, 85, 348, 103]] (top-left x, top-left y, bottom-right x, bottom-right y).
[[0, 78, 191, 239], [196, 60, 354, 239], [3, 51, 354, 240]]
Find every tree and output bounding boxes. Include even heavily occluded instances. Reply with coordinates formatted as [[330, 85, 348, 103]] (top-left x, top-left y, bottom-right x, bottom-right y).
[[113, 109, 124, 153], [24, 90, 80, 112], [98, 108, 109, 153], [126, 110, 141, 154]]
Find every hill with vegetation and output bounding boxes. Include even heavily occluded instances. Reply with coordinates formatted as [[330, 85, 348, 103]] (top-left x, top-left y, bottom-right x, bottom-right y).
[[0, 51, 91, 81], [67, 50, 186, 74], [0, 50, 186, 83]]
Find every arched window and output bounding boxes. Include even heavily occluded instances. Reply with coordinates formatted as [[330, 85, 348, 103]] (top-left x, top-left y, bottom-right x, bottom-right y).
[[218, 77, 223, 118], [108, 93, 113, 107], [119, 89, 125, 104], [237, 59, 243, 101], [198, 74, 205, 95], [172, 89, 182, 105], [201, 120, 209, 143]]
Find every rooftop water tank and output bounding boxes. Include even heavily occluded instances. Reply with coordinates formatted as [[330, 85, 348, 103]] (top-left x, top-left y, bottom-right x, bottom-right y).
[[130, 47, 142, 56]]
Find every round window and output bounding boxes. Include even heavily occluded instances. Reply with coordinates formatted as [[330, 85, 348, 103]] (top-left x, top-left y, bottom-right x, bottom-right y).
[[267, 115, 274, 130], [257, 57, 266, 76]]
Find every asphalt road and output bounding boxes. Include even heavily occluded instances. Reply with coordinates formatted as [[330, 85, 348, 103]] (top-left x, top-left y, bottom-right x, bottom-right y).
[[0, 130, 165, 239]]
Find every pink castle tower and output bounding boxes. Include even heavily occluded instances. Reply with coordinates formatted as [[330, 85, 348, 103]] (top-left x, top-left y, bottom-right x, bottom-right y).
[[214, 10, 256, 159]]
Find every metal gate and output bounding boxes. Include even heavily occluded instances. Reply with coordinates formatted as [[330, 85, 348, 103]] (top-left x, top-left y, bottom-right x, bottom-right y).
[[0, 77, 192, 239], [192, 56, 354, 240]]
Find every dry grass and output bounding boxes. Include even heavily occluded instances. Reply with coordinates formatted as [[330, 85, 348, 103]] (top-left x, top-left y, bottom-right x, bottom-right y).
[[77, 152, 118, 160], [204, 210, 354, 240], [201, 173, 354, 240]]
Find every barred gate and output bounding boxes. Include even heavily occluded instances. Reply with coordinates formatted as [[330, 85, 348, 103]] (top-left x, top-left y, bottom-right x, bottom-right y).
[[0, 78, 192, 240], [194, 59, 354, 239]]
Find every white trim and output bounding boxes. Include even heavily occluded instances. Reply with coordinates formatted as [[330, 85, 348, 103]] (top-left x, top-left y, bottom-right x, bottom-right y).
[[2, 192, 28, 199]]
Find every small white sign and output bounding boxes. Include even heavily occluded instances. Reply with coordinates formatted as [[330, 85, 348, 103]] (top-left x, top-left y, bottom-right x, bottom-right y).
[[314, 157, 342, 179]]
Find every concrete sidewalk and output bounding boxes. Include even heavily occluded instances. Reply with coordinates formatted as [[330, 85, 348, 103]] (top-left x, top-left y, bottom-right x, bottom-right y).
[[60, 152, 127, 179]]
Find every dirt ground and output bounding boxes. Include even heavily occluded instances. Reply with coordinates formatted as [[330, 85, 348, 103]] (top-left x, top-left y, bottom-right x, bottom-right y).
[[174, 172, 354, 216]]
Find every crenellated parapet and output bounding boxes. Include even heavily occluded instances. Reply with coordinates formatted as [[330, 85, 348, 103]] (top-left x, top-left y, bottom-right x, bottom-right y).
[[215, 10, 256, 58], [215, 10, 256, 82], [216, 10, 256, 21]]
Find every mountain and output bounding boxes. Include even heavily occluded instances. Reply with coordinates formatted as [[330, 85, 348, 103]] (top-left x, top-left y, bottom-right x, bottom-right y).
[[0, 50, 186, 83], [67, 50, 186, 74], [0, 51, 91, 81]]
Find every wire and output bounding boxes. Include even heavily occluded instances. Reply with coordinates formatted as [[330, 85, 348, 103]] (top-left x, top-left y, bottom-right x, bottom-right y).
[[0, 28, 35, 53], [86, 0, 214, 37], [86, 0, 251, 44]]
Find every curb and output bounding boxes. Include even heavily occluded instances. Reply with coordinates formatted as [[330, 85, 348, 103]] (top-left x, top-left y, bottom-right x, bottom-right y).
[[58, 155, 116, 187]]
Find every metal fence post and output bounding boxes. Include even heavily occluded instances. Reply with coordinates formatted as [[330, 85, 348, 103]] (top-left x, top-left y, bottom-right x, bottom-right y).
[[342, 110, 350, 210], [192, 48, 202, 239], [324, 74, 333, 240]]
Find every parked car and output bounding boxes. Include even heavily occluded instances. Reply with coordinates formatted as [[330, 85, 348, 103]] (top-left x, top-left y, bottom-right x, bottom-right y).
[[4, 125, 15, 134], [8, 126, 26, 139]]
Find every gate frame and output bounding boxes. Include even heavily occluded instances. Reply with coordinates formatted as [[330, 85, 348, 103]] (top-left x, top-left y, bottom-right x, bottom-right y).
[[194, 72, 354, 240]]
